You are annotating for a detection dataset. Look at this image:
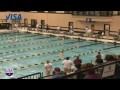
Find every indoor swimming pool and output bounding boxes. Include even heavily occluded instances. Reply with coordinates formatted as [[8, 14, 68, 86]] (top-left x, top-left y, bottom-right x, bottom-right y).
[[0, 32, 120, 79]]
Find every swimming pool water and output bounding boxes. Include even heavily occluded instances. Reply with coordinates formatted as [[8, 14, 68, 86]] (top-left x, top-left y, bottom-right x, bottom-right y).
[[0, 32, 120, 79]]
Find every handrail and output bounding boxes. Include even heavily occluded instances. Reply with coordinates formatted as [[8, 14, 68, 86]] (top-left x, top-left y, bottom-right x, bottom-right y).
[[59, 59, 120, 79], [17, 72, 43, 79], [40, 59, 120, 79]]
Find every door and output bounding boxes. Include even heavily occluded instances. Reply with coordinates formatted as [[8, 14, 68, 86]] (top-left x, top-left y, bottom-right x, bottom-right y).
[[41, 20, 45, 29], [24, 19, 28, 26], [104, 24, 110, 35], [31, 19, 37, 28], [68, 22, 74, 31]]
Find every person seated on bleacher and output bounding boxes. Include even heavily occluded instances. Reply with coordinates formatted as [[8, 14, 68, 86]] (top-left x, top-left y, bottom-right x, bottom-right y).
[[36, 24, 40, 32], [86, 28, 92, 37], [52, 67, 66, 79], [69, 25, 74, 35], [98, 31, 104, 38], [84, 26, 89, 36], [104, 55, 120, 79], [116, 29, 120, 40], [13, 23, 19, 31], [83, 63, 102, 79], [46, 24, 49, 32], [85, 26, 88, 32], [69, 29, 74, 35], [56, 26, 61, 33]]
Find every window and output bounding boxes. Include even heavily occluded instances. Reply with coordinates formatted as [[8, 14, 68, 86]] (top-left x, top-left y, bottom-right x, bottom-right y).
[[72, 11, 78, 15], [48, 11, 56, 13], [71, 11, 113, 16], [95, 11, 100, 16], [100, 11, 108, 16], [64, 11, 72, 14], [31, 19, 37, 28], [89, 11, 95, 16], [77, 11, 84, 15], [118, 11, 120, 15], [108, 11, 113, 16], [84, 11, 89, 16], [37, 11, 45, 13]]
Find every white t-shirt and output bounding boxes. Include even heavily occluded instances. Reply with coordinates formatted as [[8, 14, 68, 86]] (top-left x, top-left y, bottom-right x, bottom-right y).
[[14, 24, 18, 27], [102, 32, 104, 35], [88, 29, 91, 33], [71, 66, 77, 72], [44, 63, 52, 71], [57, 26, 60, 30], [85, 28, 88, 32], [62, 60, 72, 69], [70, 26, 73, 29], [36, 24, 39, 28]]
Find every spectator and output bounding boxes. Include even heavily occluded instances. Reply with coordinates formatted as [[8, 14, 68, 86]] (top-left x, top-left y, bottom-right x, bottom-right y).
[[117, 29, 120, 38], [105, 55, 115, 62], [85, 26, 89, 36], [69, 25, 74, 35], [36, 24, 39, 32], [46, 24, 49, 32], [56, 26, 61, 33], [71, 65, 85, 79], [96, 52, 102, 59], [95, 58, 104, 75], [62, 57, 72, 74], [114, 61, 120, 79], [74, 56, 82, 70], [85, 26, 88, 32], [44, 60, 52, 76], [95, 58, 103, 65], [105, 55, 120, 79], [86, 28, 92, 37], [118, 55, 120, 60], [52, 67, 66, 79], [96, 52, 103, 65], [83, 63, 101, 79]]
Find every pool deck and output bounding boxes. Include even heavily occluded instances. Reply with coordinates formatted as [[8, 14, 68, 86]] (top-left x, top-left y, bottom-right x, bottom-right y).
[[0, 28, 120, 44]]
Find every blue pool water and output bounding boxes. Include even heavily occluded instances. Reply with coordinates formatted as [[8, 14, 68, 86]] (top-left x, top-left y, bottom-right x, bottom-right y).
[[0, 32, 120, 79]]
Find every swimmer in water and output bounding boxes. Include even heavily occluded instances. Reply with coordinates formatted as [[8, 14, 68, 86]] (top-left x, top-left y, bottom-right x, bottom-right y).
[[12, 39, 16, 42], [73, 44, 80, 47], [59, 37, 64, 42], [8, 39, 16, 42], [59, 51, 64, 57], [55, 51, 64, 57]]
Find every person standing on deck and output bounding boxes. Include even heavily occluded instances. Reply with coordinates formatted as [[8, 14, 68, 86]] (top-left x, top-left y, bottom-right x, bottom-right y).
[[44, 60, 52, 76]]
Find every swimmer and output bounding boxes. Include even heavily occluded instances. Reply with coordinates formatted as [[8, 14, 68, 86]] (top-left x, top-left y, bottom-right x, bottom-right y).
[[54, 51, 64, 58], [73, 44, 79, 47], [42, 39, 47, 42], [59, 51, 64, 57], [59, 37, 64, 42], [114, 42, 117, 46], [12, 39, 16, 42], [8, 39, 16, 43], [62, 38, 64, 41]]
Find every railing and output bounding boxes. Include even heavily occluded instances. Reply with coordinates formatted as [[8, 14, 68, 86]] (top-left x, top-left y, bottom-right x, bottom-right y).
[[60, 60, 120, 79], [27, 25, 106, 34], [17, 72, 43, 79], [40, 60, 120, 79]]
